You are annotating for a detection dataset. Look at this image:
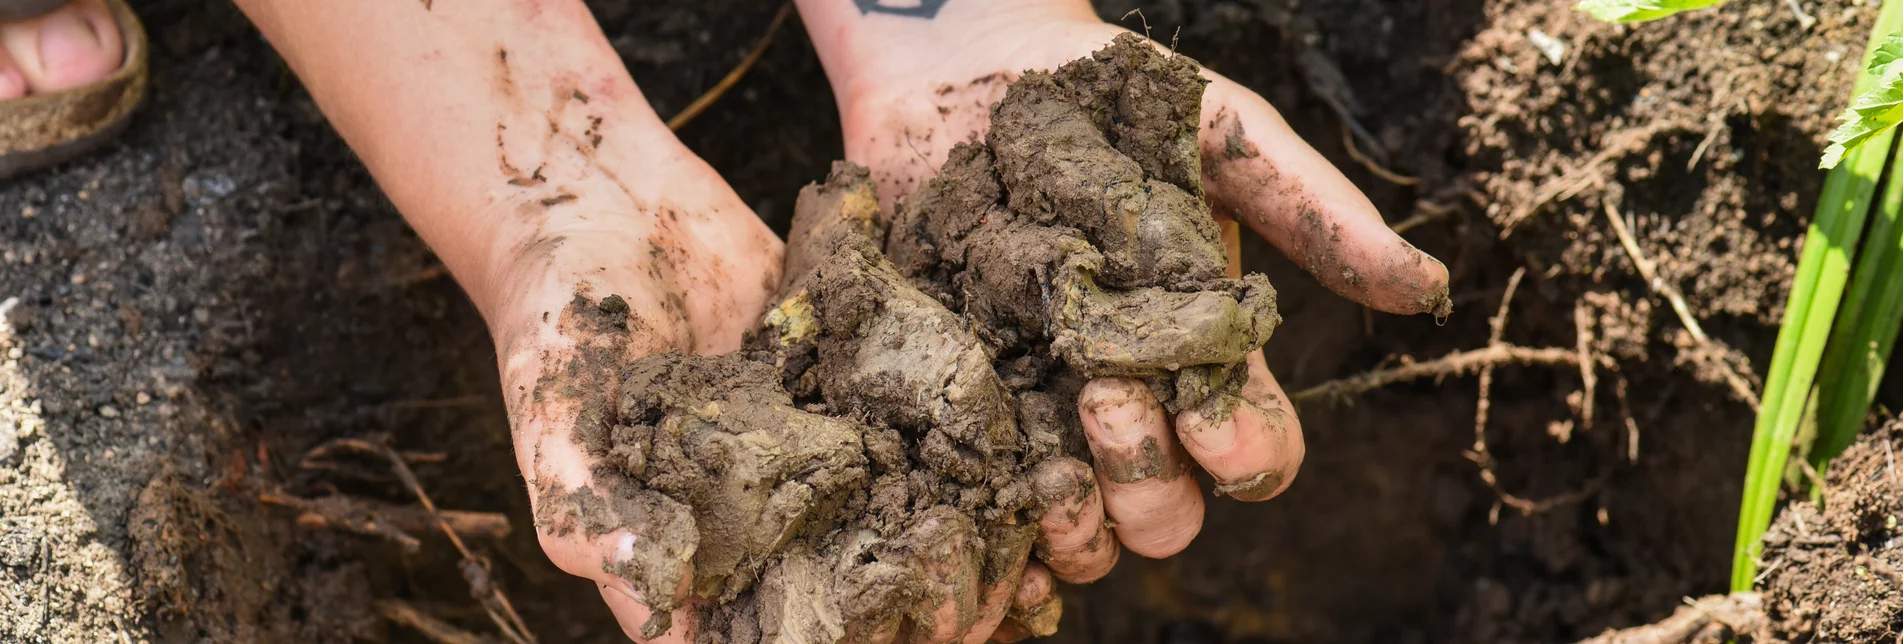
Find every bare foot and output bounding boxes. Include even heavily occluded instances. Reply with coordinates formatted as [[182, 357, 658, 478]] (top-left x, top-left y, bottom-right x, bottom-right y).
[[0, 0, 123, 100]]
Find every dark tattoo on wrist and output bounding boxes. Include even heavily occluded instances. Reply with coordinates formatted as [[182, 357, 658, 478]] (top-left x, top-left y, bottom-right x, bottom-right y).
[[853, 0, 947, 19]]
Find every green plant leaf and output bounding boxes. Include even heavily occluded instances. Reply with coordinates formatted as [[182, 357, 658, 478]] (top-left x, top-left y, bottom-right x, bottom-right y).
[[1575, 0, 1725, 23], [1734, 13, 1903, 592], [1823, 34, 1903, 169]]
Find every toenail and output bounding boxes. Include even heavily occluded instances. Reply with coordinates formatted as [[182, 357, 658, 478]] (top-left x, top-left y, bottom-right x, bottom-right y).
[[38, 12, 103, 70]]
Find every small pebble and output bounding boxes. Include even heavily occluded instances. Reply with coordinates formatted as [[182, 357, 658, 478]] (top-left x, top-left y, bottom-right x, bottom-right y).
[[135, 392, 151, 405], [99, 405, 120, 419], [5, 347, 19, 360], [192, 308, 210, 324], [20, 206, 34, 219]]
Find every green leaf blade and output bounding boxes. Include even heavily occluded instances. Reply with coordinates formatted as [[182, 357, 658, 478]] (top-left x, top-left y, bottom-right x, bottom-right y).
[[1575, 0, 1726, 23]]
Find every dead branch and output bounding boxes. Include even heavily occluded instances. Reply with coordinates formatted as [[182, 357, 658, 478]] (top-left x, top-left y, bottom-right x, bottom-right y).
[[365, 435, 538, 644], [379, 599, 500, 644], [1601, 202, 1761, 410], [1574, 593, 1764, 644], [261, 491, 512, 549], [666, 2, 793, 131]]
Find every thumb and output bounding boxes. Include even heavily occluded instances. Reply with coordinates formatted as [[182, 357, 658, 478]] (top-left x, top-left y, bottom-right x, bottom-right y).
[[535, 497, 698, 642]]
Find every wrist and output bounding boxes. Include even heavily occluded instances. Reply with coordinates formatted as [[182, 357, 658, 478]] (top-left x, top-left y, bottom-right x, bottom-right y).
[[795, 0, 1097, 100]]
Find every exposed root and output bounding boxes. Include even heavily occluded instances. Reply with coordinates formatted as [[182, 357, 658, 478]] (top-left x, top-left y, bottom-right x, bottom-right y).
[[379, 599, 497, 644], [1573, 593, 1764, 644], [357, 434, 538, 644], [1339, 120, 1419, 186], [665, 2, 793, 131], [260, 490, 512, 551], [1288, 344, 1579, 406], [1574, 301, 1597, 432], [1498, 120, 1690, 237], [1602, 202, 1760, 410], [1390, 200, 1452, 235], [1470, 269, 1611, 517]]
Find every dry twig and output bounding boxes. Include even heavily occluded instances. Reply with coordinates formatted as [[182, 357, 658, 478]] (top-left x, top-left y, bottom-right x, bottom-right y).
[[666, 2, 793, 131], [379, 599, 498, 644], [1601, 202, 1761, 410]]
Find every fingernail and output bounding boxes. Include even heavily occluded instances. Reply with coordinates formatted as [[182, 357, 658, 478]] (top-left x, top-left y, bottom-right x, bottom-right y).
[[1085, 384, 1154, 444], [1182, 407, 1240, 454]]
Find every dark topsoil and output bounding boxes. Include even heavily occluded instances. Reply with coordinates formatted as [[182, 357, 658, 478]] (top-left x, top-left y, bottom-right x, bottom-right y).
[[0, 0, 1875, 642]]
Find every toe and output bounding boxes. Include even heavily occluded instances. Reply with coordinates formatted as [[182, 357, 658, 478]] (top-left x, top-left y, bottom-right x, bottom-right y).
[[0, 0, 124, 95], [0, 47, 25, 99]]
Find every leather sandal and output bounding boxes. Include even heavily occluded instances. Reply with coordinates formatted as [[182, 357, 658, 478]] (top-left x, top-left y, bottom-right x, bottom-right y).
[[0, 0, 146, 180]]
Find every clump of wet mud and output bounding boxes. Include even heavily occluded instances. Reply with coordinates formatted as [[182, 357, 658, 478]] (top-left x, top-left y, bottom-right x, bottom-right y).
[[565, 35, 1280, 642]]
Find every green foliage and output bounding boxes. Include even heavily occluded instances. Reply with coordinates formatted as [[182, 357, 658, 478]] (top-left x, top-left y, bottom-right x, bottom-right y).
[[1823, 33, 1903, 169], [1574, 0, 1724, 23], [1733, 9, 1903, 591], [1804, 146, 1903, 480]]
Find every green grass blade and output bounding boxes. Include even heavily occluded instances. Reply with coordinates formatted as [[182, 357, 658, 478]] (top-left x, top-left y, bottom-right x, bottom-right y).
[[1809, 136, 1903, 474], [1730, 7, 1903, 591]]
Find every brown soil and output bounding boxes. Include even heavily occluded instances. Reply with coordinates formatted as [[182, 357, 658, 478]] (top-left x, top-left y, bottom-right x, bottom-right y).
[[1757, 419, 1903, 642], [0, 0, 1881, 643]]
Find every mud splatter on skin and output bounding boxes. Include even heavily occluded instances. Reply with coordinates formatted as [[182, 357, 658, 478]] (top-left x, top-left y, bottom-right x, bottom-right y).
[[545, 37, 1282, 641]]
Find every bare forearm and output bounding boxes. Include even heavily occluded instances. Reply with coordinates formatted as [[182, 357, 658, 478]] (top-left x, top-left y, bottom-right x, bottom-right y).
[[230, 0, 675, 316]]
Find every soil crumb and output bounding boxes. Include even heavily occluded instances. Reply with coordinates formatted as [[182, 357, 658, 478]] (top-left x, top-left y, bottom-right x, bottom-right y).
[[560, 35, 1283, 641], [1755, 419, 1903, 642]]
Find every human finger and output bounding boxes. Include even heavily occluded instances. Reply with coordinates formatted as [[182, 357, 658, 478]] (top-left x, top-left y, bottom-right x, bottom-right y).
[[1198, 73, 1450, 317], [1077, 378, 1205, 558], [988, 563, 1062, 643], [1028, 457, 1119, 583], [1175, 351, 1304, 501]]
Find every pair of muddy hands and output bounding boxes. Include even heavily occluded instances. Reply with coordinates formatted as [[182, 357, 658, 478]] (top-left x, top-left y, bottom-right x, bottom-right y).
[[502, 25, 1448, 644]]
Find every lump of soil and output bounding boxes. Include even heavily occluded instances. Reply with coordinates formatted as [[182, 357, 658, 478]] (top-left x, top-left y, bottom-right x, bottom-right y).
[[1755, 419, 1903, 642], [568, 35, 1281, 642]]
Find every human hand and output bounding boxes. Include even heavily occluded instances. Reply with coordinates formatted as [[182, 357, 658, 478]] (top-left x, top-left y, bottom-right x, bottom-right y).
[[796, 0, 1452, 609], [481, 106, 1059, 644]]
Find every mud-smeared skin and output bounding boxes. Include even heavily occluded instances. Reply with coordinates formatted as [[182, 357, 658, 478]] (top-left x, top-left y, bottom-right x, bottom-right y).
[[568, 38, 1283, 642], [890, 34, 1280, 420]]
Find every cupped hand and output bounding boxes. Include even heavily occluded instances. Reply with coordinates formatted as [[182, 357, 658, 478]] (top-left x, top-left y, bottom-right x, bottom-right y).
[[481, 95, 1052, 643], [805, 0, 1451, 600]]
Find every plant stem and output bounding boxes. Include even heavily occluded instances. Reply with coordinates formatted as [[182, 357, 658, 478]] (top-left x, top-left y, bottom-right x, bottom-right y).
[[1730, 2, 1903, 591]]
